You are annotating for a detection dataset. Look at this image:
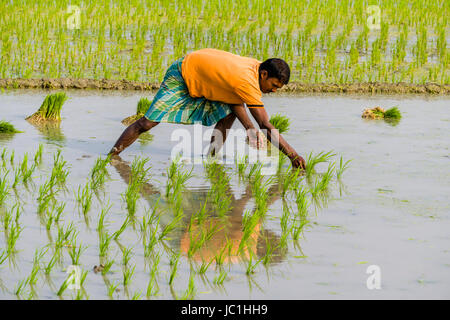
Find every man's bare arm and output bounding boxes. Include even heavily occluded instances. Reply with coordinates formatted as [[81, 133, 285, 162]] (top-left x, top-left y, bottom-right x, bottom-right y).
[[247, 105, 306, 169]]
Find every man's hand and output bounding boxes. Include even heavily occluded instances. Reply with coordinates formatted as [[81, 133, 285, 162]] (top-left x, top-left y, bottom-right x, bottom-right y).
[[246, 128, 266, 149], [289, 152, 306, 170]]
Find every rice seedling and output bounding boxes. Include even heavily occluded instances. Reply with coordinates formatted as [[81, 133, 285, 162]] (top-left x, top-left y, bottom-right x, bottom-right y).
[[336, 156, 351, 180], [51, 150, 70, 186], [44, 250, 60, 275], [90, 155, 110, 190], [25, 92, 68, 123], [121, 247, 134, 266], [159, 214, 183, 241], [197, 259, 214, 274], [101, 259, 114, 275], [123, 264, 135, 287], [269, 113, 290, 134], [121, 97, 153, 125], [166, 156, 193, 199], [0, 120, 22, 134], [305, 151, 335, 177], [0, 249, 8, 265], [68, 242, 87, 265], [76, 182, 93, 215], [9, 150, 14, 167], [113, 216, 130, 241], [98, 230, 114, 257], [6, 221, 22, 255], [28, 248, 47, 286], [122, 157, 151, 215], [97, 202, 111, 233]]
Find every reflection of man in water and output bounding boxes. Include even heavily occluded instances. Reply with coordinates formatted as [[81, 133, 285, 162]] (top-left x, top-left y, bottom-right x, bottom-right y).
[[110, 156, 285, 265]]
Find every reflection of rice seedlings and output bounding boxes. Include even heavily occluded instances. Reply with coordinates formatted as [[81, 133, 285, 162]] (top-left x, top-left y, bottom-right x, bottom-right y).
[[336, 156, 351, 179], [245, 252, 261, 275], [169, 253, 181, 285], [0, 173, 10, 205], [146, 253, 160, 297], [0, 120, 22, 133], [1, 148, 8, 167], [28, 248, 46, 286], [269, 113, 290, 134], [10, 150, 14, 166], [305, 151, 335, 177], [198, 259, 214, 274], [235, 155, 248, 180], [213, 269, 227, 285], [180, 273, 196, 299], [121, 97, 152, 125], [26, 92, 68, 123], [34, 144, 44, 166], [15, 278, 29, 297], [0, 249, 8, 265], [108, 282, 119, 298], [159, 214, 183, 241], [57, 276, 71, 297]]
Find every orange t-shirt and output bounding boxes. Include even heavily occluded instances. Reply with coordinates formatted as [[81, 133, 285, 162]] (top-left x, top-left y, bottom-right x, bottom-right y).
[[181, 48, 263, 106]]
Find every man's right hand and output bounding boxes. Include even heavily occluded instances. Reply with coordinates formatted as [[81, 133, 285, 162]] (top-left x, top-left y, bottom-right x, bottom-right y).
[[289, 153, 306, 170]]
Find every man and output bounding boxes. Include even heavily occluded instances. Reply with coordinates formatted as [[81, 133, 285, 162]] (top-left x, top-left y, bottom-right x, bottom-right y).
[[109, 48, 306, 169]]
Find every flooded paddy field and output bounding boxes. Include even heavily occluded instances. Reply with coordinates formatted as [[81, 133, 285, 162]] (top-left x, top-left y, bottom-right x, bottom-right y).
[[0, 89, 449, 299]]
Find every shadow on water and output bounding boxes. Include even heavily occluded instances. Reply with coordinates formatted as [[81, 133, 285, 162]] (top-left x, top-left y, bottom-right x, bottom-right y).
[[110, 155, 287, 267]]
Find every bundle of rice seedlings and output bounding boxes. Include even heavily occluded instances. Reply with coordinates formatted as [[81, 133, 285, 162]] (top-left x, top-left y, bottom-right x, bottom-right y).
[[269, 113, 290, 133], [26, 92, 68, 123], [362, 106, 401, 120], [0, 121, 22, 133], [121, 97, 153, 125]]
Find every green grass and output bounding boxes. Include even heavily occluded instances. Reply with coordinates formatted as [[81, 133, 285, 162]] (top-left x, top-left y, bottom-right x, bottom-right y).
[[269, 114, 290, 134], [26, 93, 68, 122], [0, 121, 22, 133], [1, 1, 447, 85], [384, 107, 402, 120]]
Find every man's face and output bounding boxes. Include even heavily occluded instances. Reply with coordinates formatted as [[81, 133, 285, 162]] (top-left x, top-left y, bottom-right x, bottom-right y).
[[259, 70, 284, 93]]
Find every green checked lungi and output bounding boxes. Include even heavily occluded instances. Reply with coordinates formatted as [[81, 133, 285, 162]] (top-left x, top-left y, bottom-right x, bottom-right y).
[[144, 57, 233, 126]]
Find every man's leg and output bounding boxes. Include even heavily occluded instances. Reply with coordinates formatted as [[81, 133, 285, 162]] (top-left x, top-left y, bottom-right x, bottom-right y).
[[208, 112, 237, 157], [109, 117, 159, 156]]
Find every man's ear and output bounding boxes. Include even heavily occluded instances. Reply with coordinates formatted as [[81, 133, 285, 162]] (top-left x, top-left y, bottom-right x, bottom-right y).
[[260, 69, 268, 80]]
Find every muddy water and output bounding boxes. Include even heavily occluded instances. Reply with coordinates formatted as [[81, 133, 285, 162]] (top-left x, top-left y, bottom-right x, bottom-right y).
[[0, 89, 449, 299]]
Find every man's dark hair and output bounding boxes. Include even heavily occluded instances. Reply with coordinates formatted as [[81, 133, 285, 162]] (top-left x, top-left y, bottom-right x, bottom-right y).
[[259, 58, 290, 84]]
